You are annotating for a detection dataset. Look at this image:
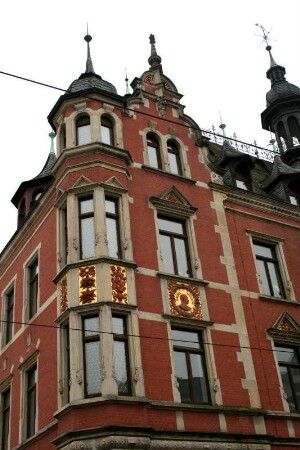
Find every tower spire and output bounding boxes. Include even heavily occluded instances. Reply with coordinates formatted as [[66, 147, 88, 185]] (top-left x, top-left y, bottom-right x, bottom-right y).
[[125, 69, 130, 95], [148, 34, 162, 69], [84, 31, 95, 74]]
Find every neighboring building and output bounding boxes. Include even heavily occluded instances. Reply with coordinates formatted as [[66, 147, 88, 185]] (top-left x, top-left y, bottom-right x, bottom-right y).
[[0, 34, 300, 450]]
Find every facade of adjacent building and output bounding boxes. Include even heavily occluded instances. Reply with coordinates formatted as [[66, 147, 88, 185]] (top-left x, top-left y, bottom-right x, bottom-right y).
[[0, 34, 300, 450]]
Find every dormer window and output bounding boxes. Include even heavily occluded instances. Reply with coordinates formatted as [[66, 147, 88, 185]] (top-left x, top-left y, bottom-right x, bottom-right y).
[[76, 115, 91, 146], [233, 162, 252, 191], [101, 115, 114, 146], [146, 134, 161, 169], [286, 179, 300, 206], [236, 179, 248, 190]]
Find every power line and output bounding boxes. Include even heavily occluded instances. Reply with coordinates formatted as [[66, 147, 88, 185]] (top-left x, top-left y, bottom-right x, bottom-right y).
[[0, 318, 291, 355]]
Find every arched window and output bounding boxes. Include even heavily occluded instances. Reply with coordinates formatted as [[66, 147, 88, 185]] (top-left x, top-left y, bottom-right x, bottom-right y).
[[146, 134, 161, 169], [101, 115, 114, 146], [60, 123, 66, 150], [277, 122, 288, 152], [288, 116, 300, 146], [167, 140, 182, 175], [76, 115, 91, 146]]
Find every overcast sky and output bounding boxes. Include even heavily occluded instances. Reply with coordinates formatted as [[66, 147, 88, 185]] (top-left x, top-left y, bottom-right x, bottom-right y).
[[0, 0, 299, 252]]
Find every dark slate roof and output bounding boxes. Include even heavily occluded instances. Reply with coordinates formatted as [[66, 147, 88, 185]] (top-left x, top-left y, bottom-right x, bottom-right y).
[[260, 155, 300, 189], [217, 140, 252, 167], [266, 81, 300, 106], [68, 72, 118, 95], [34, 151, 56, 179]]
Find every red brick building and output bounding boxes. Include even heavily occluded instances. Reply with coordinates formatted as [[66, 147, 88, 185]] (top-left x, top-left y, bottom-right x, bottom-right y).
[[0, 34, 300, 450]]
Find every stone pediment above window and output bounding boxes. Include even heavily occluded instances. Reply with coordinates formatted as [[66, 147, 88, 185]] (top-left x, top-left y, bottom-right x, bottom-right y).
[[150, 186, 197, 217], [268, 312, 300, 345], [72, 175, 94, 189], [102, 176, 126, 192]]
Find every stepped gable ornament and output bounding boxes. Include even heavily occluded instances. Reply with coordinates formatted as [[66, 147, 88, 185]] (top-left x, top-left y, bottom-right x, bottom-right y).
[[79, 265, 97, 304], [168, 280, 202, 319], [60, 275, 68, 313], [267, 311, 300, 345], [111, 265, 128, 304]]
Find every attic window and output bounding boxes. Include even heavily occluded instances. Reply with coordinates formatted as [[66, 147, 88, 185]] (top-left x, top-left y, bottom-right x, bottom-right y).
[[233, 162, 252, 191]]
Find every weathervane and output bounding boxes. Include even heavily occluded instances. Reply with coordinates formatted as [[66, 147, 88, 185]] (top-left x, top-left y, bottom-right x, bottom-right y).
[[255, 23, 272, 47]]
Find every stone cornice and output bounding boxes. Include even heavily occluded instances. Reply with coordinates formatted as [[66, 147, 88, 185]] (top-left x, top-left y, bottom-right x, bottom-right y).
[[209, 182, 300, 221]]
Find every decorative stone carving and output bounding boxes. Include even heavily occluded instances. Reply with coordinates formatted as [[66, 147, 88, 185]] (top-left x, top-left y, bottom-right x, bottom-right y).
[[79, 266, 97, 304], [123, 238, 129, 251], [60, 275, 68, 313], [75, 371, 82, 385], [111, 266, 128, 304], [157, 98, 167, 117], [73, 238, 78, 250], [144, 75, 154, 85], [168, 281, 202, 319], [211, 171, 224, 185], [148, 120, 157, 130]]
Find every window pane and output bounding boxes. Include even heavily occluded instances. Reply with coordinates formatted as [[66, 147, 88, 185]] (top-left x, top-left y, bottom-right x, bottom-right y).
[[84, 317, 100, 337], [190, 353, 209, 403], [159, 234, 174, 273], [256, 259, 271, 295], [158, 218, 183, 234], [80, 198, 94, 214], [81, 217, 95, 259], [113, 316, 125, 335], [174, 238, 189, 276], [291, 367, 300, 409], [236, 179, 248, 190], [106, 217, 120, 258], [101, 125, 113, 145], [267, 262, 283, 297], [26, 366, 36, 438], [105, 199, 116, 214], [85, 341, 101, 395], [114, 340, 129, 394], [169, 151, 180, 175], [174, 351, 191, 402], [77, 124, 91, 145], [172, 329, 200, 349], [147, 145, 159, 168], [1, 390, 10, 450], [279, 366, 295, 410], [254, 244, 273, 259], [275, 347, 299, 364]]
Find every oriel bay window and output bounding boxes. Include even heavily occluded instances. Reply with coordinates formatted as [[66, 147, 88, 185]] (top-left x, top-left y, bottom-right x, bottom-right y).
[[113, 315, 131, 395], [172, 328, 209, 404], [1, 389, 10, 450], [275, 345, 300, 411], [105, 197, 121, 259], [158, 216, 191, 277], [101, 115, 114, 146], [83, 316, 102, 397], [253, 241, 285, 298], [79, 197, 95, 259], [76, 115, 91, 146]]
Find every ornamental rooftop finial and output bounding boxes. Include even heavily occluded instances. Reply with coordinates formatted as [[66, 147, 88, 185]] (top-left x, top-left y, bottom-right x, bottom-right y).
[[84, 31, 95, 74], [148, 33, 162, 68]]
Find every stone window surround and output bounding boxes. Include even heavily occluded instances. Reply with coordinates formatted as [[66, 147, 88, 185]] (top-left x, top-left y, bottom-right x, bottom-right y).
[[18, 350, 39, 443], [22, 246, 41, 325], [57, 181, 133, 268], [246, 230, 295, 302], [57, 303, 145, 406], [56, 102, 124, 155], [1, 276, 16, 350], [142, 127, 191, 178]]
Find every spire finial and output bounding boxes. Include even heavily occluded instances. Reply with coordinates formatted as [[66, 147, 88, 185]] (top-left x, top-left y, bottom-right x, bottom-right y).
[[125, 69, 130, 95], [49, 131, 56, 154], [148, 33, 162, 68], [255, 23, 279, 68], [84, 29, 95, 74]]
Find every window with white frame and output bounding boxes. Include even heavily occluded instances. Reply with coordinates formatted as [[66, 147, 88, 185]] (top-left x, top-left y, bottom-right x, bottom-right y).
[[171, 328, 210, 404], [101, 115, 114, 146], [25, 365, 37, 439], [76, 115, 91, 146], [275, 345, 300, 411], [167, 140, 182, 175], [79, 196, 95, 260], [105, 197, 121, 259], [146, 133, 162, 169], [253, 241, 285, 298]]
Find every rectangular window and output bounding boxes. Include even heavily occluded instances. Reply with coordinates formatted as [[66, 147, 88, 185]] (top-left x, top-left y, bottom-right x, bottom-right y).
[[158, 217, 191, 277], [83, 316, 101, 397], [28, 259, 38, 319], [275, 345, 300, 411], [105, 197, 121, 259], [26, 365, 37, 438], [79, 197, 95, 259], [253, 241, 285, 298], [112, 315, 131, 395], [60, 323, 70, 405], [4, 288, 14, 345], [1, 389, 10, 450], [172, 328, 209, 404]]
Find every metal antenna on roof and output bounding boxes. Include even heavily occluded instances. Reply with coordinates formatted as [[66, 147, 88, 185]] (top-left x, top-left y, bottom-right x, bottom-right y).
[[125, 69, 130, 95]]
